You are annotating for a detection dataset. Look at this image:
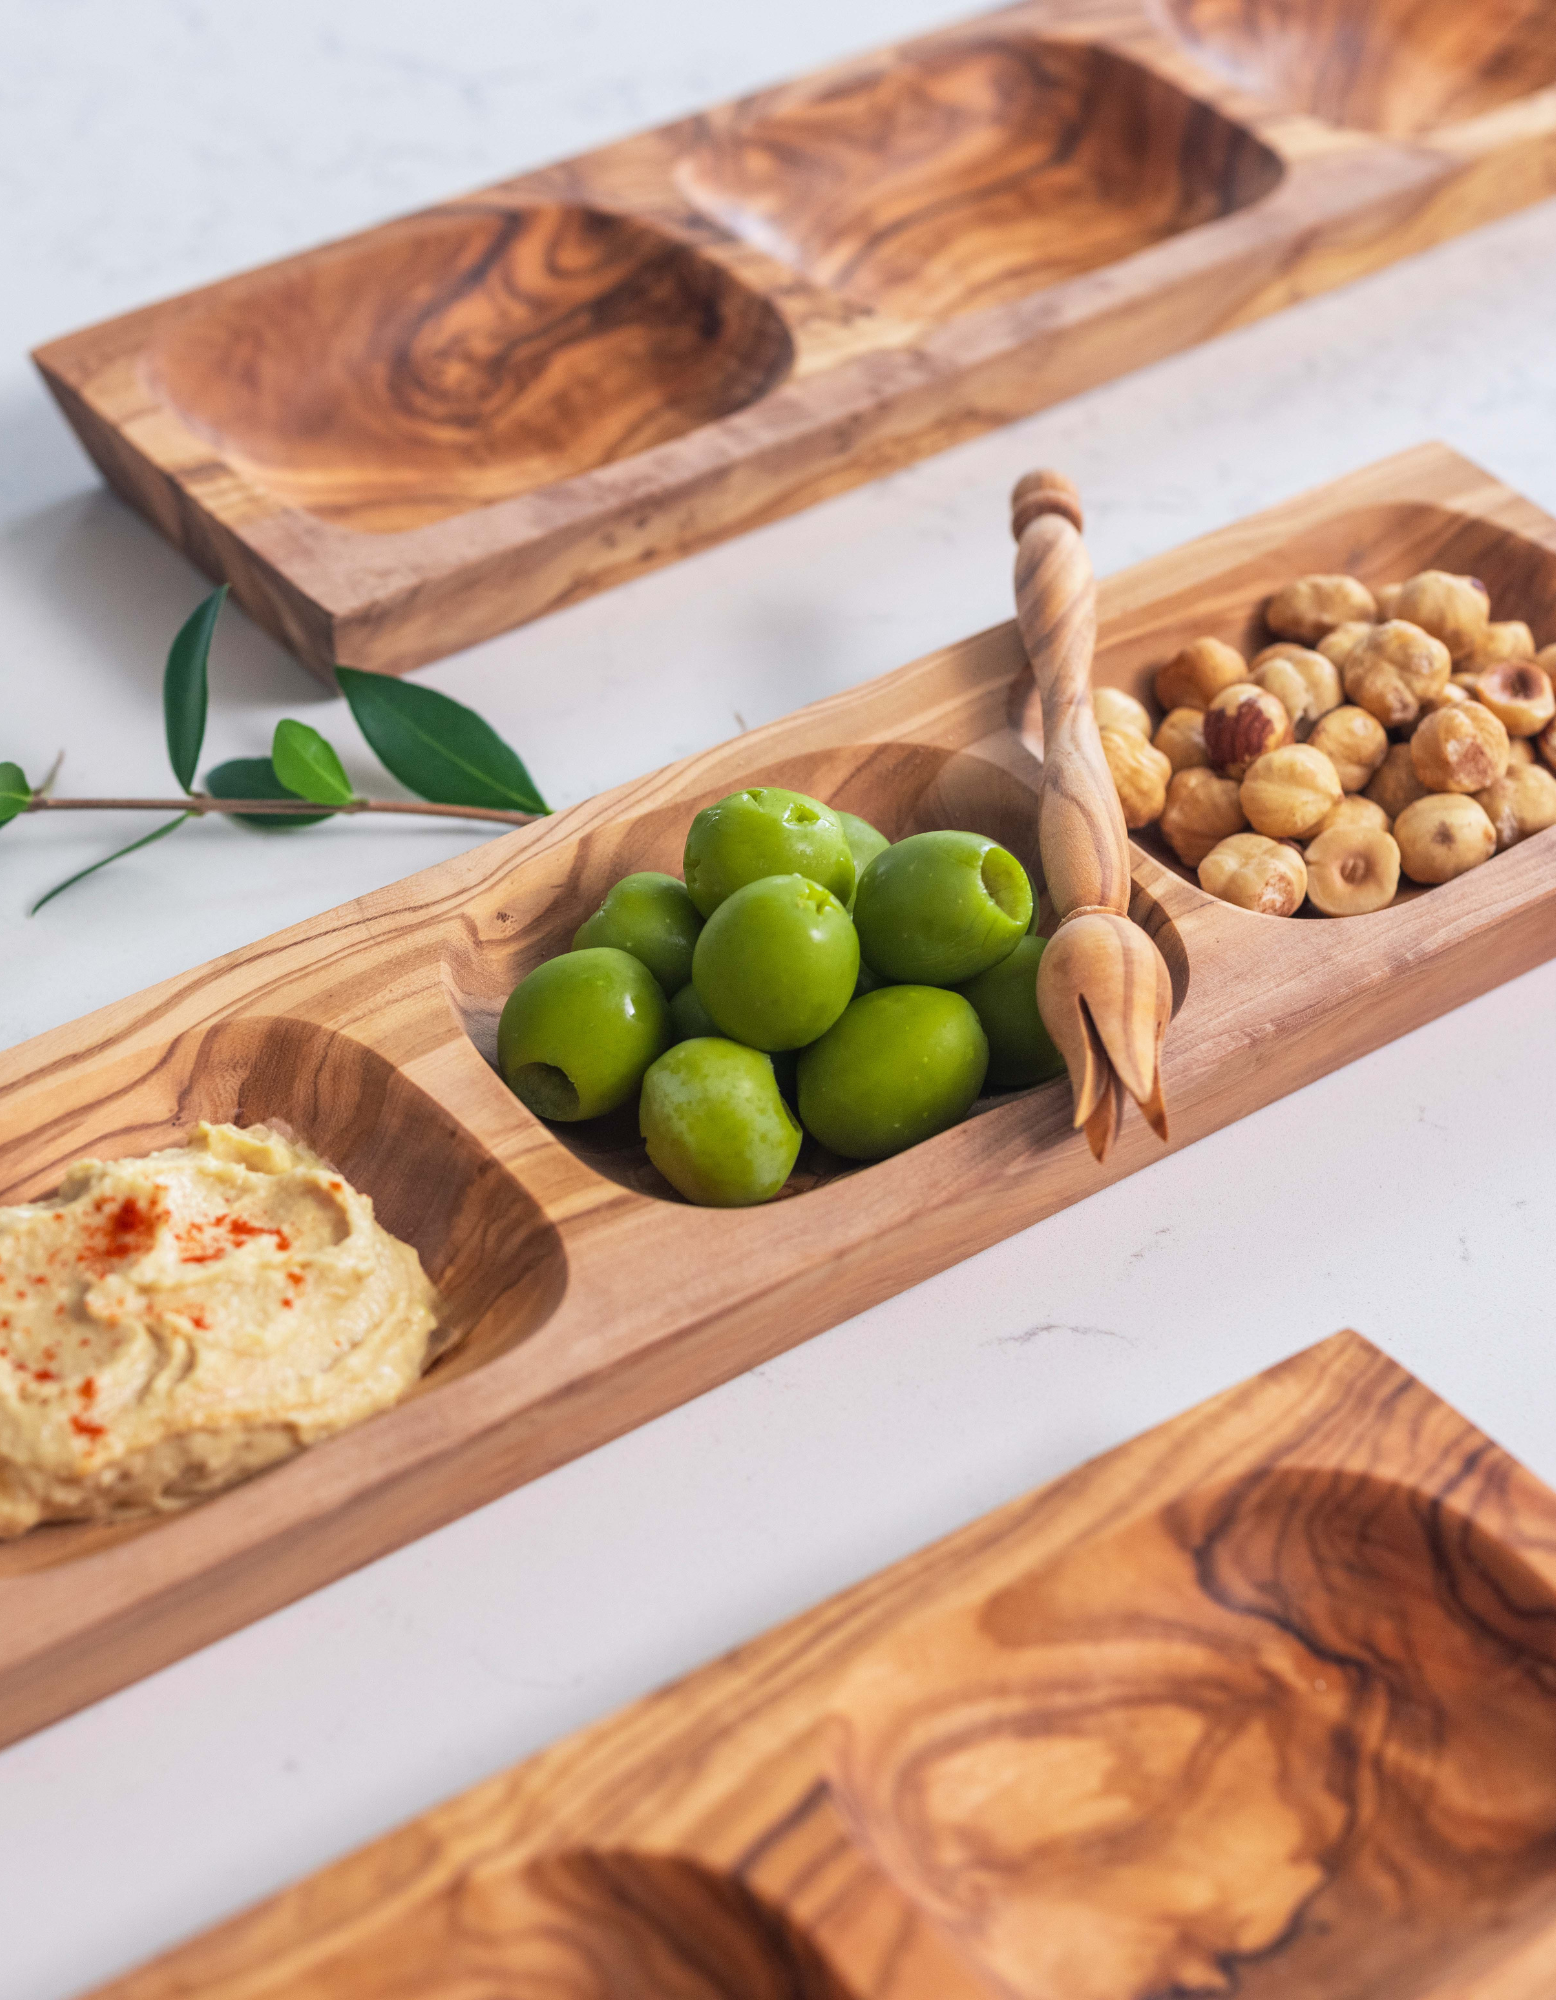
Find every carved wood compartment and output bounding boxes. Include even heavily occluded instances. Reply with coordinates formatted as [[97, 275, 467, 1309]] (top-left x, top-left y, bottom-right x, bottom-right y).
[[32, 0, 1556, 675], [0, 445, 1553, 1759], [85, 1331, 1556, 1999]]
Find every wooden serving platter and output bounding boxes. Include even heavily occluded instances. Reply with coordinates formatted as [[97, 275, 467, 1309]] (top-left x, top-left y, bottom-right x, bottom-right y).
[[2, 443, 1554, 1756], [87, 1329, 1556, 2000], [33, 0, 1556, 678]]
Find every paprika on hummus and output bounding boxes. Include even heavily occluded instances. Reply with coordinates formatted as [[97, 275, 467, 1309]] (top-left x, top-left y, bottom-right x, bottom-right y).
[[0, 1122, 439, 1537]]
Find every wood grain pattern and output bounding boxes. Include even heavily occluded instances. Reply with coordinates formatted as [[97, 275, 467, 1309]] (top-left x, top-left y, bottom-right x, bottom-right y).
[[1, 447, 1555, 1756], [31, 0, 1556, 677], [85, 1332, 1556, 2000]]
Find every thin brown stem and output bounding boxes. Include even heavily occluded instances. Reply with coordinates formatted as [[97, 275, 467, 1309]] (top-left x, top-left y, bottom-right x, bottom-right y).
[[23, 794, 539, 826]]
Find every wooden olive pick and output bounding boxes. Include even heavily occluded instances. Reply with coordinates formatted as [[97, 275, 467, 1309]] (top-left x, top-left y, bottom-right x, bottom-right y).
[[1011, 470, 1172, 1162]]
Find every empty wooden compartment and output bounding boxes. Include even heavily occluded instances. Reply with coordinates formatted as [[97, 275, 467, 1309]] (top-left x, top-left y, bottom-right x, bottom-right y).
[[1, 444, 1553, 1753], [85, 1331, 1556, 1999], [33, 2, 1556, 676]]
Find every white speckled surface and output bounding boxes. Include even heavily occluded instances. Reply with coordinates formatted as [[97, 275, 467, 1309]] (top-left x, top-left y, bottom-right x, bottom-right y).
[[3, 6, 1556, 1995]]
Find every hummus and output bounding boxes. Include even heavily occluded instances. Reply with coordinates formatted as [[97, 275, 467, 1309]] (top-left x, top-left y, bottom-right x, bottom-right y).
[[0, 1122, 439, 1537]]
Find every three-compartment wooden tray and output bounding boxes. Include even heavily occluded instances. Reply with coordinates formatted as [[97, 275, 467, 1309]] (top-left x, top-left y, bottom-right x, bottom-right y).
[[2, 444, 1554, 1755], [86, 1330, 1556, 1999], [32, 0, 1556, 677]]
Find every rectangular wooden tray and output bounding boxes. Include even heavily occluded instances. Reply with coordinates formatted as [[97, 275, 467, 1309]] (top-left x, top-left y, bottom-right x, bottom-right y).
[[2, 443, 1554, 1757], [87, 1329, 1556, 1999], [32, 0, 1556, 678]]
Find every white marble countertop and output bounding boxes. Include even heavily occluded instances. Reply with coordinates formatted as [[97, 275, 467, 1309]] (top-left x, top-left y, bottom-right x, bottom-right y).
[[4, 5, 1556, 1993]]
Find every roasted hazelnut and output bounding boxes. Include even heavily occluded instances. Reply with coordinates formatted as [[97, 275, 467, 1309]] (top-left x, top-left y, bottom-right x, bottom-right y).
[[1343, 620, 1451, 729], [1239, 744, 1344, 839], [1474, 660, 1555, 738], [1251, 646, 1342, 734], [1366, 743, 1429, 820], [1318, 621, 1373, 671], [1265, 574, 1377, 644], [1198, 833, 1307, 916], [1159, 767, 1247, 868], [1409, 701, 1509, 794], [1307, 704, 1388, 792], [1470, 620, 1536, 669], [1374, 582, 1404, 620], [1474, 764, 1556, 851], [1303, 825, 1401, 917], [1153, 637, 1247, 712], [1537, 644, 1556, 679], [1314, 794, 1391, 837], [1394, 793, 1496, 884], [1100, 728, 1172, 830], [1450, 671, 1484, 697], [1391, 571, 1490, 661], [1203, 682, 1293, 780], [1093, 686, 1153, 739], [1417, 680, 1472, 716], [1508, 736, 1536, 767], [1540, 717, 1556, 772], [1153, 705, 1209, 774]]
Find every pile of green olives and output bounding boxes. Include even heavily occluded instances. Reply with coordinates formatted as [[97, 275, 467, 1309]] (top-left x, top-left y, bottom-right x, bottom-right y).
[[496, 786, 1065, 1207]]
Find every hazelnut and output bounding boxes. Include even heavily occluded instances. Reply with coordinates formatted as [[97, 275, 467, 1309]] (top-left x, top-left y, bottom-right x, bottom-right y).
[[1470, 620, 1535, 669], [1153, 705, 1209, 774], [1474, 660, 1555, 738], [1414, 681, 1472, 722], [1537, 643, 1556, 678], [1198, 833, 1307, 916], [1153, 637, 1247, 712], [1314, 794, 1391, 837], [1100, 728, 1171, 830], [1093, 686, 1153, 739], [1318, 621, 1374, 671], [1540, 717, 1556, 772], [1508, 736, 1536, 767], [1202, 682, 1293, 780], [1394, 793, 1496, 884], [1374, 582, 1404, 620], [1239, 744, 1343, 839], [1265, 574, 1377, 644], [1303, 825, 1401, 917], [1251, 646, 1342, 733], [1307, 704, 1389, 792], [1391, 570, 1490, 661], [1366, 743, 1429, 820], [1159, 767, 1247, 868], [1474, 764, 1556, 851], [1450, 671, 1484, 696], [1409, 701, 1509, 794], [1343, 620, 1452, 729]]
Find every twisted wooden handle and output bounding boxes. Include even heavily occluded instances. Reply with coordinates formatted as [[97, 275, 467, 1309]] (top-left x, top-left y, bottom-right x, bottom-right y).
[[1010, 472, 1131, 920]]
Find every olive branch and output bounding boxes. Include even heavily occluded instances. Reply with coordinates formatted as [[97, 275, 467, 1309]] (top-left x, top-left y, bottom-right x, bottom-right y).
[[1, 588, 548, 912]]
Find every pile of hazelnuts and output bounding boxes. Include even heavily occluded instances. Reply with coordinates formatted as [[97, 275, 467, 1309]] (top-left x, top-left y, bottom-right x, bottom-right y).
[[1094, 569, 1556, 917]]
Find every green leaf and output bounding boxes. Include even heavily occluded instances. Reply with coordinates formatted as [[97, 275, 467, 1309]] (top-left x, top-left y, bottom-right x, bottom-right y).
[[0, 761, 29, 828], [30, 813, 191, 915], [271, 719, 355, 807], [335, 666, 547, 815], [164, 587, 227, 793], [204, 757, 331, 831]]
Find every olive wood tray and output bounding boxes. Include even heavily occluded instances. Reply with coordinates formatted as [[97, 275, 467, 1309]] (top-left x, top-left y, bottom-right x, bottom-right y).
[[87, 1330, 1556, 2000], [32, 0, 1556, 678], [2, 443, 1554, 1756]]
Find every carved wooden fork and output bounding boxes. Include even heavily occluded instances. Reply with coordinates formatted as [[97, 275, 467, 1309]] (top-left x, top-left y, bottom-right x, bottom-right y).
[[1011, 470, 1173, 1162]]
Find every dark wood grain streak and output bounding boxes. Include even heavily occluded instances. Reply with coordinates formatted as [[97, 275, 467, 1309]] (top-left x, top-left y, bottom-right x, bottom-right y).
[[84, 1335, 1556, 1999]]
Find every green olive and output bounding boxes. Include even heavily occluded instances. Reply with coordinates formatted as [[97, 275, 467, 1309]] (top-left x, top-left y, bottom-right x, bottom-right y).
[[796, 986, 988, 1161], [853, 830, 1032, 985], [957, 934, 1065, 1088], [640, 1039, 802, 1206], [572, 872, 702, 995], [683, 787, 854, 918], [670, 982, 719, 1042], [692, 873, 858, 1051], [497, 947, 670, 1121], [837, 811, 889, 910]]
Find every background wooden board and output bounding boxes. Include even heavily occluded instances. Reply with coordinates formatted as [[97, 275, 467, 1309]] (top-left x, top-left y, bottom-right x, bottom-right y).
[[1, 443, 1553, 1761], [87, 1329, 1556, 2000], [31, 0, 1556, 677]]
